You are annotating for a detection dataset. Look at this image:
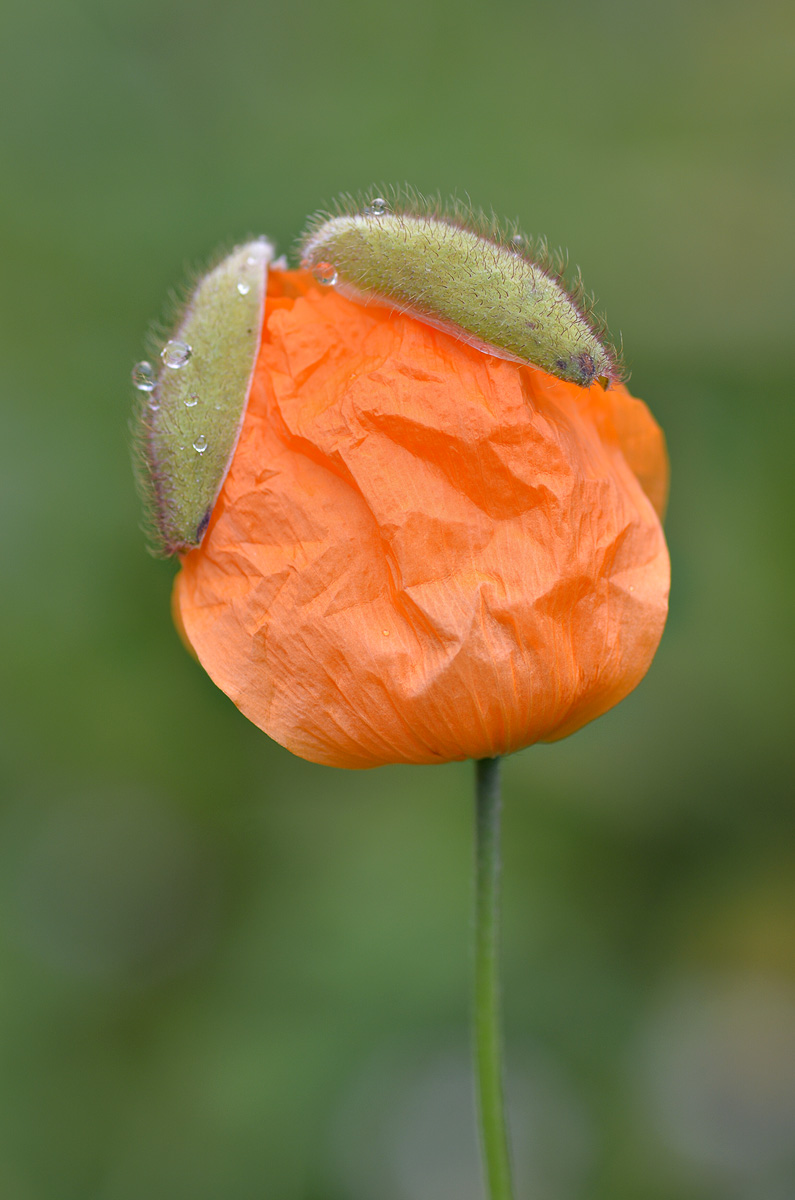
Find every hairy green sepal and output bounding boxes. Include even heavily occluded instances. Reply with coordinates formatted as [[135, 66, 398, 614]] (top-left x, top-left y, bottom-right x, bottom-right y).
[[301, 210, 618, 387], [135, 239, 271, 555]]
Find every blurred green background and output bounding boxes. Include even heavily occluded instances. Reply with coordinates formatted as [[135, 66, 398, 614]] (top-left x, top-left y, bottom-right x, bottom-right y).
[[1, 0, 793, 1197]]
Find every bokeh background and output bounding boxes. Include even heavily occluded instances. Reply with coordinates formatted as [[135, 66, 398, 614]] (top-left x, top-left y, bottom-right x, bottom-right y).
[[1, 0, 794, 1197]]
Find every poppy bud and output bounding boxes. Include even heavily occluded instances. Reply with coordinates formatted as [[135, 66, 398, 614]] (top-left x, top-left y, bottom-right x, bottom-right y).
[[160, 232, 669, 768], [132, 238, 273, 555], [301, 193, 620, 387]]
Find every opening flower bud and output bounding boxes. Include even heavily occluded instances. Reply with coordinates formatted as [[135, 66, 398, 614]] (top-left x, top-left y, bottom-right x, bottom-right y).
[[172, 268, 669, 768]]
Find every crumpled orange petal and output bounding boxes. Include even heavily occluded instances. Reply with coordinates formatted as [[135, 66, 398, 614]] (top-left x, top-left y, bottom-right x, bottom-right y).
[[174, 270, 670, 769]]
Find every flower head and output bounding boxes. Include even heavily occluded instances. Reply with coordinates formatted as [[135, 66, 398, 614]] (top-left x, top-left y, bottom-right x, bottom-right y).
[[171, 268, 669, 768]]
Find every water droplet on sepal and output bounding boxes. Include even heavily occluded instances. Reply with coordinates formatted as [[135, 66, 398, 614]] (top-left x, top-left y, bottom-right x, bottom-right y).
[[313, 262, 338, 286], [161, 340, 192, 369], [132, 361, 157, 392], [193, 435, 208, 454]]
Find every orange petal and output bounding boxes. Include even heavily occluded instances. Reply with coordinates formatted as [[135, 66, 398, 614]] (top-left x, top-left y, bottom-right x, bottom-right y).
[[174, 271, 670, 768]]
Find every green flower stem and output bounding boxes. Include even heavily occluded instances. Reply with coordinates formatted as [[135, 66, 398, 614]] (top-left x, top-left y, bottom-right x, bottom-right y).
[[474, 756, 515, 1200]]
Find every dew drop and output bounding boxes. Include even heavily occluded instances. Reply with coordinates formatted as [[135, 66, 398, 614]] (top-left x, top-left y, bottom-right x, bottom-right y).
[[193, 434, 208, 454], [132, 361, 156, 392], [366, 197, 389, 217], [148, 395, 160, 412], [237, 281, 250, 296], [161, 339, 192, 369], [313, 261, 338, 286], [184, 393, 199, 408], [510, 233, 526, 249]]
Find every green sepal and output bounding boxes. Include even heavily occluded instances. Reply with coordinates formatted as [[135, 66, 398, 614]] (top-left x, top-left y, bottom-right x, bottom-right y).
[[133, 238, 272, 555], [301, 194, 620, 388]]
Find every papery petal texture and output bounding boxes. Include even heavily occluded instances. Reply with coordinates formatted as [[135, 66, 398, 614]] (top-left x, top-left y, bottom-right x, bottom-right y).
[[174, 271, 670, 768]]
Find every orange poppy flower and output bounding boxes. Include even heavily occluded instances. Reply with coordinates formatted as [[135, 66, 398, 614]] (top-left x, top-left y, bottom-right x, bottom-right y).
[[173, 269, 670, 769]]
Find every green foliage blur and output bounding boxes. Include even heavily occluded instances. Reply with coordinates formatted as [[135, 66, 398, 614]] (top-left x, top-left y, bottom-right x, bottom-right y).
[[1, 0, 793, 1197]]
